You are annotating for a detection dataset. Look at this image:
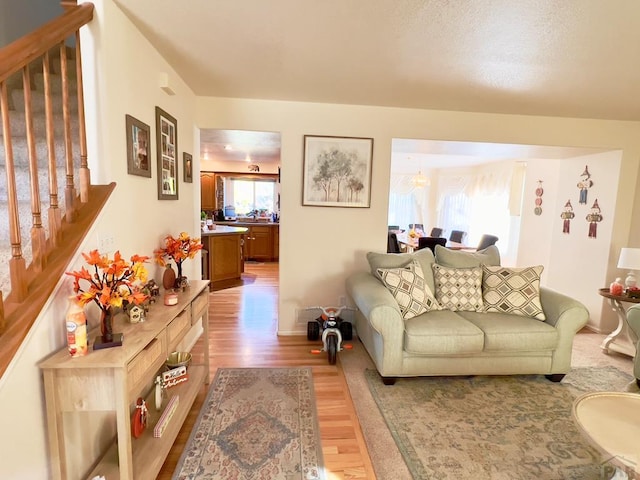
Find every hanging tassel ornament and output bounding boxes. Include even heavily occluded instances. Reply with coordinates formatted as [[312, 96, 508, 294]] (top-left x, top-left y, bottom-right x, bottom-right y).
[[534, 180, 543, 216], [586, 199, 603, 238], [577, 165, 593, 205], [560, 200, 575, 234]]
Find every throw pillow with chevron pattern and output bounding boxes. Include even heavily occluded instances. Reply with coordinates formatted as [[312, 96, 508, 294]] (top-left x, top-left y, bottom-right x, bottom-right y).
[[481, 265, 546, 320], [377, 260, 441, 319]]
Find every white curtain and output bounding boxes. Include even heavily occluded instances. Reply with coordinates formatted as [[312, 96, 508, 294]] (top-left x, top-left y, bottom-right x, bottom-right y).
[[436, 161, 521, 249], [388, 173, 426, 230]]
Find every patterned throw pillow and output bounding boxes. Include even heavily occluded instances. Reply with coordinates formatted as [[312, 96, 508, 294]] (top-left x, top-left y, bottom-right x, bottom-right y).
[[376, 260, 441, 319], [482, 265, 546, 320], [432, 264, 484, 312]]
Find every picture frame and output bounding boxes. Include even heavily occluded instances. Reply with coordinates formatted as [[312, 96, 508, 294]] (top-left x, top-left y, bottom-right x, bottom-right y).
[[155, 106, 178, 200], [302, 135, 373, 208], [183, 152, 193, 183], [125, 114, 151, 177]]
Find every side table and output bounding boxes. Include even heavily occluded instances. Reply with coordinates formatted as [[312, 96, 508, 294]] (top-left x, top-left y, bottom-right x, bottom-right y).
[[598, 288, 640, 357], [572, 391, 640, 479]]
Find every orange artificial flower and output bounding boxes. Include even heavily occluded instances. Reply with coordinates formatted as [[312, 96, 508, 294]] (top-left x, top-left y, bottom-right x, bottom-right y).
[[154, 232, 203, 276], [66, 249, 150, 312]]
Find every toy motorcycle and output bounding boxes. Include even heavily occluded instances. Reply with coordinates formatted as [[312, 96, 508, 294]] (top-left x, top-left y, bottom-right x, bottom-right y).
[[306, 306, 353, 365]]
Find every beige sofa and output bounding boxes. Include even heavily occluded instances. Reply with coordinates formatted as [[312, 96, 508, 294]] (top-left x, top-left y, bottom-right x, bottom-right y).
[[346, 245, 589, 384], [625, 305, 640, 387]]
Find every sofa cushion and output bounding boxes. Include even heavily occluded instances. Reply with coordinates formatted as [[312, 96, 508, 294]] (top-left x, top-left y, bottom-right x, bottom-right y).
[[367, 247, 437, 293], [482, 265, 546, 320], [376, 260, 441, 320], [432, 264, 484, 312], [458, 311, 558, 352], [434, 244, 501, 268], [404, 310, 485, 355]]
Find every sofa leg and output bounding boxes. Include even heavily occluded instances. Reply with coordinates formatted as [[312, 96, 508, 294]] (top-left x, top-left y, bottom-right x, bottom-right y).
[[381, 376, 397, 386], [545, 374, 566, 382]]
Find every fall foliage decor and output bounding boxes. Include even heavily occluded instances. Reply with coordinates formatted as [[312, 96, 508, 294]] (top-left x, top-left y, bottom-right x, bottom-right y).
[[154, 232, 203, 280]]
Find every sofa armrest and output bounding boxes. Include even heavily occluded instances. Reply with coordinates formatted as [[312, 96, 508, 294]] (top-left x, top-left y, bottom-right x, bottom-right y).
[[346, 272, 406, 373], [540, 287, 589, 331], [626, 305, 640, 379], [540, 286, 590, 373]]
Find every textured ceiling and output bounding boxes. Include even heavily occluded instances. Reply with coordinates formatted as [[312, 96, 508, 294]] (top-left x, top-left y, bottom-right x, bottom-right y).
[[115, 0, 640, 120], [113, 0, 640, 163]]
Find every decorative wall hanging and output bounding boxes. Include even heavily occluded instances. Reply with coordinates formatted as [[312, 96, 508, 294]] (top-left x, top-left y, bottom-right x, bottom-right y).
[[125, 114, 151, 177], [560, 200, 575, 234], [534, 180, 543, 215], [577, 165, 593, 204], [183, 152, 193, 183], [586, 199, 603, 238], [302, 135, 373, 208], [155, 106, 179, 200]]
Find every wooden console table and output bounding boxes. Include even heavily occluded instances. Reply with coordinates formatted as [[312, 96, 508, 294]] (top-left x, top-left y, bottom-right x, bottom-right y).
[[39, 280, 210, 480], [598, 288, 640, 357]]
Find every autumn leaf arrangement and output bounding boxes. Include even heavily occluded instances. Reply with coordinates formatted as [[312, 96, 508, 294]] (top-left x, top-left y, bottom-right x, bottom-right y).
[[154, 232, 203, 279], [66, 250, 150, 314]]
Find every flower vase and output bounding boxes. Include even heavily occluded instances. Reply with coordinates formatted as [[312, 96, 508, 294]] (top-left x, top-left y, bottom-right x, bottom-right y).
[[94, 307, 123, 350], [163, 264, 177, 290], [175, 261, 188, 290]]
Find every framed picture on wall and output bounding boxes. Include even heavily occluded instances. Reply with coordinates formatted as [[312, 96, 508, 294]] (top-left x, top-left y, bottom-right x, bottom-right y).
[[155, 106, 178, 200], [302, 135, 373, 208], [125, 115, 151, 178], [183, 152, 193, 183]]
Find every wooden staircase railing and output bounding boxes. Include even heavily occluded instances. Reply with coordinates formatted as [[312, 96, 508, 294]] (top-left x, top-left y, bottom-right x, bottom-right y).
[[0, 2, 114, 377]]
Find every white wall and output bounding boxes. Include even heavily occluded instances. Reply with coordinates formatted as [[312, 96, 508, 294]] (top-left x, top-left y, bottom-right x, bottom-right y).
[[518, 151, 623, 332], [2, 2, 640, 477], [0, 1, 200, 478], [194, 98, 640, 336]]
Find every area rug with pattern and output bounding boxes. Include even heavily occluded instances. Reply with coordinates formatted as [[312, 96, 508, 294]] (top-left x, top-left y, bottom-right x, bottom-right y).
[[365, 366, 635, 480], [172, 367, 325, 480]]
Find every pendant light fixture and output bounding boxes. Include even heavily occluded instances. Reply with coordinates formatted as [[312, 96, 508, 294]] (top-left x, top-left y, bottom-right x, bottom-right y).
[[410, 157, 430, 188]]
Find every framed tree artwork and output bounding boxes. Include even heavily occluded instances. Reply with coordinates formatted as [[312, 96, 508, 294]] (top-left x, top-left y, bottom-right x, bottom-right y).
[[155, 106, 178, 200], [302, 135, 373, 207], [125, 114, 151, 177]]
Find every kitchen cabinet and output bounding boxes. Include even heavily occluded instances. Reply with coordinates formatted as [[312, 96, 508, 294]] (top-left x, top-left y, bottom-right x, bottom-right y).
[[245, 225, 273, 261], [200, 172, 216, 210], [201, 226, 247, 290], [39, 281, 210, 480]]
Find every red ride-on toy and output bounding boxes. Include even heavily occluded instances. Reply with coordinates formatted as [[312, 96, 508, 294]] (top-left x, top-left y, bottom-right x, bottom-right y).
[[306, 306, 353, 365]]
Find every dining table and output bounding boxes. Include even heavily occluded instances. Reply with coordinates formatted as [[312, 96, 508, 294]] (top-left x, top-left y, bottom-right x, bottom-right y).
[[395, 232, 470, 253]]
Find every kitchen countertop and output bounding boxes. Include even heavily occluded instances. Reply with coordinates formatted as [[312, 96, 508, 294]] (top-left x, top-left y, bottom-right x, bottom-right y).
[[201, 225, 248, 235], [214, 220, 279, 227]]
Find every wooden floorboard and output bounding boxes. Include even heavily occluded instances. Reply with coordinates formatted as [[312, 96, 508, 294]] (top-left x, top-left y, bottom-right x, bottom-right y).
[[157, 262, 376, 479]]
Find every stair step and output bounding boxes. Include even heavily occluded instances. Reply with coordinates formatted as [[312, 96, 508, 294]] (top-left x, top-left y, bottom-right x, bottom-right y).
[[0, 107, 80, 138], [0, 136, 72, 168], [0, 165, 71, 203], [10, 88, 78, 114]]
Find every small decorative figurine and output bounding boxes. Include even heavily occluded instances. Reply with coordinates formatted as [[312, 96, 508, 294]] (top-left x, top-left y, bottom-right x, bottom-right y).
[[143, 279, 160, 303], [577, 165, 593, 205], [127, 304, 146, 323], [132, 397, 148, 438], [586, 199, 603, 239], [560, 200, 575, 234]]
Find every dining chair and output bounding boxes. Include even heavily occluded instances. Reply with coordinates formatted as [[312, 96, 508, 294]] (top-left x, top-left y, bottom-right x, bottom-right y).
[[449, 230, 467, 243], [429, 227, 444, 237], [387, 232, 401, 253], [417, 236, 447, 253], [408, 223, 424, 231], [476, 234, 499, 250], [388, 225, 400, 231]]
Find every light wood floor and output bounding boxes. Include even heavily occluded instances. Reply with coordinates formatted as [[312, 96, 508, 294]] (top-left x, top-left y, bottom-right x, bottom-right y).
[[157, 262, 376, 479]]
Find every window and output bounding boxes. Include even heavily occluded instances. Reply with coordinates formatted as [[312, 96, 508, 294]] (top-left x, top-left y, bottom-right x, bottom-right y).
[[227, 177, 277, 216]]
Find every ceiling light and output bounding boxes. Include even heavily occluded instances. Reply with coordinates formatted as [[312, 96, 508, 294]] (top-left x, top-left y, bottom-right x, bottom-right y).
[[411, 171, 430, 188], [245, 155, 251, 162], [224, 145, 232, 150]]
